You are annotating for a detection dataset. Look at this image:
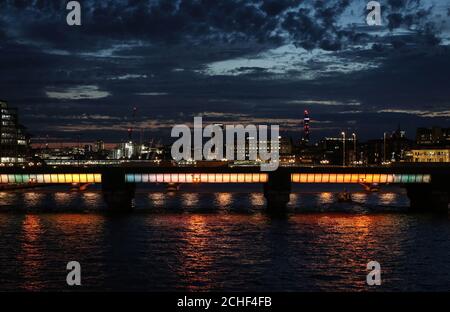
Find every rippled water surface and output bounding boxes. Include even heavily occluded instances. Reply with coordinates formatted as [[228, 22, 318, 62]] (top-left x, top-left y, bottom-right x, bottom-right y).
[[0, 185, 449, 291]]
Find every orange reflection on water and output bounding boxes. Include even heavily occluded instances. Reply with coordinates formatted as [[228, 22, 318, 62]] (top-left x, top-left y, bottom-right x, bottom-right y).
[[49, 214, 104, 236], [289, 193, 299, 202], [215, 193, 232, 208], [352, 192, 368, 203], [24, 192, 45, 207], [318, 192, 333, 205], [19, 215, 44, 291], [250, 193, 265, 206], [148, 192, 165, 207], [22, 214, 42, 242], [54, 192, 71, 205], [179, 215, 215, 290], [379, 193, 398, 205], [0, 192, 15, 206], [318, 215, 373, 239], [310, 214, 403, 289], [81, 192, 102, 206], [182, 193, 199, 207]]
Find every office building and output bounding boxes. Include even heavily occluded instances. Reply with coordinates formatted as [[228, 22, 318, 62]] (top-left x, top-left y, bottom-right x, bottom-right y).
[[0, 100, 29, 163], [411, 149, 450, 163]]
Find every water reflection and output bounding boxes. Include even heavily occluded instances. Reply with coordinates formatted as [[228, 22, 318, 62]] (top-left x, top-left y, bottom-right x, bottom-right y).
[[289, 193, 299, 207], [215, 193, 232, 208], [250, 193, 265, 206], [0, 192, 17, 206], [0, 188, 412, 213], [379, 193, 398, 206], [50, 214, 104, 236], [178, 215, 215, 290], [352, 192, 368, 204], [48, 214, 105, 260], [311, 214, 404, 290], [318, 192, 333, 205], [0, 210, 447, 291], [182, 193, 199, 207], [23, 192, 45, 208], [54, 192, 71, 206], [18, 215, 44, 291], [148, 193, 165, 208], [81, 192, 102, 206]]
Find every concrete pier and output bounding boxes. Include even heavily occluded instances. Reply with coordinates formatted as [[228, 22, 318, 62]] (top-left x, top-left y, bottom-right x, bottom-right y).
[[263, 170, 292, 212], [101, 169, 136, 212]]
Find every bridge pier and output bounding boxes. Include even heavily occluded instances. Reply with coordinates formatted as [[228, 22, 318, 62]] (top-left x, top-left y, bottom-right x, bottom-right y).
[[101, 170, 135, 212], [264, 170, 292, 213], [406, 184, 449, 214]]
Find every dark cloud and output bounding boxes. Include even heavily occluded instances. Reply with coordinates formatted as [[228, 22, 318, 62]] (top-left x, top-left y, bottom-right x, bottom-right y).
[[261, 0, 296, 16], [0, 0, 449, 142], [0, 0, 444, 51], [388, 0, 409, 10]]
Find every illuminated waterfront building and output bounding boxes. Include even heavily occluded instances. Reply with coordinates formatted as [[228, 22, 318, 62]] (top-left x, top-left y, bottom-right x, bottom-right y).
[[0, 100, 29, 163], [112, 141, 137, 159], [318, 136, 355, 165], [411, 149, 450, 163]]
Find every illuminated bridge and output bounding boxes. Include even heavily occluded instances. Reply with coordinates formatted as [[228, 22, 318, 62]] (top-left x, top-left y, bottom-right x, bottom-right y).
[[0, 165, 448, 213]]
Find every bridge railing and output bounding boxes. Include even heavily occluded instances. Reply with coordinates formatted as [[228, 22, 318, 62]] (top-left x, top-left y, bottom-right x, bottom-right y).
[[291, 173, 431, 184], [125, 173, 268, 183], [0, 173, 101, 184]]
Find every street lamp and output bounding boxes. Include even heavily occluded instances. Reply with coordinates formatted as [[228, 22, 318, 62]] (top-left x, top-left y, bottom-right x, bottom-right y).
[[352, 133, 357, 165], [383, 132, 387, 163], [341, 131, 346, 167]]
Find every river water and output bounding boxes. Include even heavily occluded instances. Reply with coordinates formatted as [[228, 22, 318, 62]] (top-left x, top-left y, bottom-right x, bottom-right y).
[[0, 184, 449, 291]]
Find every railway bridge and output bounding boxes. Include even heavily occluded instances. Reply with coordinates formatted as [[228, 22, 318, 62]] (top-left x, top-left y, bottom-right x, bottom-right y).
[[0, 164, 449, 213]]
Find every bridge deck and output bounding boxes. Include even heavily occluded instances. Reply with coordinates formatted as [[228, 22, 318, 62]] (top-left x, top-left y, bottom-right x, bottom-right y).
[[0, 167, 441, 185]]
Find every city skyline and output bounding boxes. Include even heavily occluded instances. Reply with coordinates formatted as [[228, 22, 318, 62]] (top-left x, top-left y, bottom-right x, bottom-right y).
[[0, 0, 449, 142], [2, 1, 450, 301]]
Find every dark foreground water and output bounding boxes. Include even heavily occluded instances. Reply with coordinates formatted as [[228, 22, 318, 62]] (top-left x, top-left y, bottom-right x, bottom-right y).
[[0, 184, 449, 291]]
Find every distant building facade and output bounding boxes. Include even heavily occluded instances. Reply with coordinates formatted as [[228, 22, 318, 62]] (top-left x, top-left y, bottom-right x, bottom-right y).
[[360, 127, 412, 165], [317, 137, 356, 165], [0, 100, 29, 163], [411, 149, 450, 163], [416, 127, 450, 146], [411, 127, 450, 163]]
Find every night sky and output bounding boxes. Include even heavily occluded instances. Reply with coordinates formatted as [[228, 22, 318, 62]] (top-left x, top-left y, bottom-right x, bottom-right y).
[[0, 0, 449, 143]]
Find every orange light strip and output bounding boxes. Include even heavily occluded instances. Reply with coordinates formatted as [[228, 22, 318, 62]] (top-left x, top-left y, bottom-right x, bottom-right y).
[[291, 173, 430, 184], [0, 173, 101, 184]]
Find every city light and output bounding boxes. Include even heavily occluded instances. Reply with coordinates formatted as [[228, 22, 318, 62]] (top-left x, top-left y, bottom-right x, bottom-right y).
[[291, 173, 431, 184], [125, 173, 269, 184]]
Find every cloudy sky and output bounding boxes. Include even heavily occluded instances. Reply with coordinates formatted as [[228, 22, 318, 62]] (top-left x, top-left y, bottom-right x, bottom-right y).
[[0, 0, 449, 143]]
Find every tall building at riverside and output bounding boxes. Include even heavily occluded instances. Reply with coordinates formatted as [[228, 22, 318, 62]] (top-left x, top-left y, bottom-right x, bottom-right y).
[[301, 110, 310, 144], [411, 127, 450, 163], [0, 100, 29, 163]]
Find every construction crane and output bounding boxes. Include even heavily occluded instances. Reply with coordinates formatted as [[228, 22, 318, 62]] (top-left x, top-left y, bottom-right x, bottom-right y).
[[128, 106, 138, 141]]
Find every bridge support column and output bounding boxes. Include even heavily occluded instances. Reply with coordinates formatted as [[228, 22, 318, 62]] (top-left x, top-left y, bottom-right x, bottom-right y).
[[101, 170, 135, 212], [406, 184, 449, 214], [264, 170, 291, 213]]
